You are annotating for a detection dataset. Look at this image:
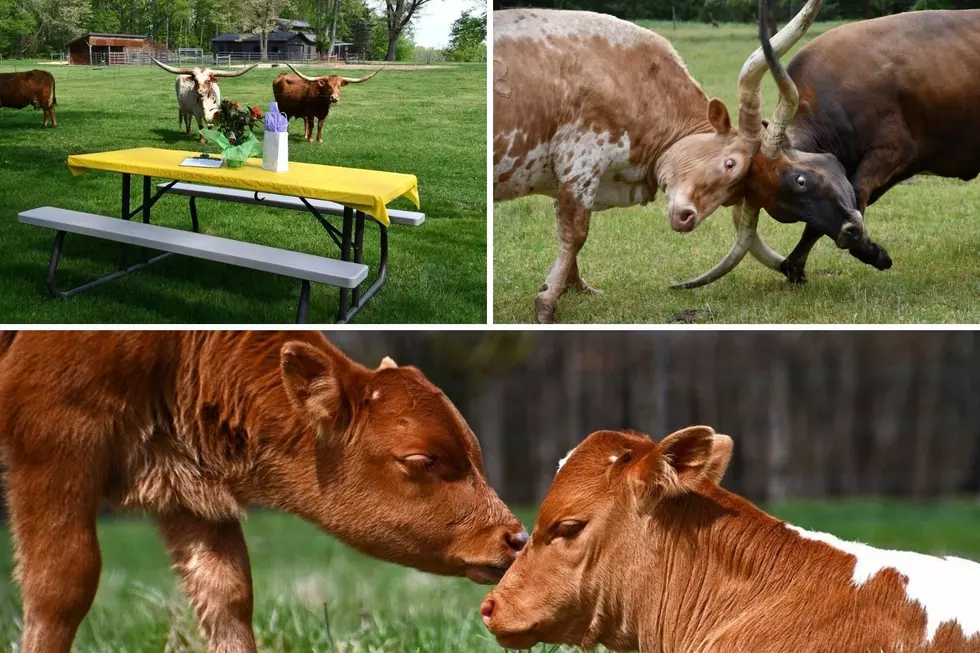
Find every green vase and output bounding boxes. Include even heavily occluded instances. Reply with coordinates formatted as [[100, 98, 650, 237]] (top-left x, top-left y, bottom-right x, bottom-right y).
[[225, 156, 243, 169]]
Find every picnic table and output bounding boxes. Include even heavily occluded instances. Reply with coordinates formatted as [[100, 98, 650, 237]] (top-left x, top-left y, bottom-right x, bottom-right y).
[[19, 147, 422, 323]]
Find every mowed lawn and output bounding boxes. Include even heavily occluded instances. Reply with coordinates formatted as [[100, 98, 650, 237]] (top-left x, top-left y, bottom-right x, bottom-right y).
[[0, 62, 486, 324], [493, 22, 980, 324], [0, 501, 977, 651]]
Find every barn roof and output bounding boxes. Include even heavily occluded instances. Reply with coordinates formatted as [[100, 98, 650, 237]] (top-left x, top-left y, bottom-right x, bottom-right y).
[[67, 33, 148, 46], [211, 31, 317, 44]]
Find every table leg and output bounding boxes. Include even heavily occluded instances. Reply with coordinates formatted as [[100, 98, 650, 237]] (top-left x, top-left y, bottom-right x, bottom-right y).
[[189, 197, 200, 233], [352, 210, 366, 307], [337, 206, 354, 321], [141, 175, 151, 263], [296, 280, 311, 323], [337, 217, 388, 324], [119, 173, 131, 270]]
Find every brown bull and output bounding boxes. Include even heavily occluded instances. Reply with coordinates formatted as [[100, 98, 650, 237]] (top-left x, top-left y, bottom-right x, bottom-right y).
[[272, 63, 381, 143], [0, 69, 57, 128]]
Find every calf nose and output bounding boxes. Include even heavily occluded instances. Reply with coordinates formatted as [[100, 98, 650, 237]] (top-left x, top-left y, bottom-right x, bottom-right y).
[[505, 529, 529, 552], [480, 597, 496, 623]]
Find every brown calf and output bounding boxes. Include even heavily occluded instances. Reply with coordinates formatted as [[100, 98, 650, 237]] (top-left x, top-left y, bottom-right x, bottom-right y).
[[0, 70, 57, 128], [483, 426, 980, 652], [0, 331, 526, 653]]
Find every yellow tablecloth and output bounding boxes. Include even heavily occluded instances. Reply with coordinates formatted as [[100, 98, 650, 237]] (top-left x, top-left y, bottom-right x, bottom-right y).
[[67, 147, 420, 227]]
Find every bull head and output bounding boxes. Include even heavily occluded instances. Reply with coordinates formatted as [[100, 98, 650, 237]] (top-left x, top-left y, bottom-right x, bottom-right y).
[[671, 0, 824, 289], [739, 1, 890, 273], [285, 63, 381, 103], [151, 58, 258, 121]]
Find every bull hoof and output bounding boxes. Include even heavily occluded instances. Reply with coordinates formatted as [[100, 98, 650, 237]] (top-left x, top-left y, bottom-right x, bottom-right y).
[[570, 278, 602, 295], [317, 138, 323, 144], [534, 294, 557, 324], [780, 259, 808, 285]]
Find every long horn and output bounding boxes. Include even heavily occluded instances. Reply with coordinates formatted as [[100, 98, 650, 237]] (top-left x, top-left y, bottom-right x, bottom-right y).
[[758, 0, 814, 157], [151, 57, 195, 75], [285, 62, 323, 82], [671, 203, 765, 289], [339, 68, 383, 84], [736, 0, 823, 144], [211, 62, 259, 78]]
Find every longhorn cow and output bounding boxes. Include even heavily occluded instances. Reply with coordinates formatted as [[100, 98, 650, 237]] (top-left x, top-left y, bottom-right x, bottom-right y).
[[699, 5, 980, 286], [0, 70, 57, 128], [492, 1, 821, 322], [272, 64, 382, 143], [151, 59, 258, 140]]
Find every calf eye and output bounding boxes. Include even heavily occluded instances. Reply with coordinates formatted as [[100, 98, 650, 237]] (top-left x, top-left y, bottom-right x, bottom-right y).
[[398, 454, 436, 470], [724, 158, 736, 171], [795, 175, 807, 190], [553, 520, 587, 540]]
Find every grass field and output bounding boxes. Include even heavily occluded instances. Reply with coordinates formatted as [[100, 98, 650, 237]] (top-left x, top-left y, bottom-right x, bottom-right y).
[[492, 22, 980, 324], [0, 61, 486, 324], [0, 501, 977, 651]]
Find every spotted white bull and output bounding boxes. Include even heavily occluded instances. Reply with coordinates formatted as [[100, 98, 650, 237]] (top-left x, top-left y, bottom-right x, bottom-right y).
[[151, 59, 258, 140]]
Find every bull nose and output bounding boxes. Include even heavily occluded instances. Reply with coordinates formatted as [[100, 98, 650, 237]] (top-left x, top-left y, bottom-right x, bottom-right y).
[[672, 208, 697, 232], [481, 597, 496, 623], [505, 529, 529, 552]]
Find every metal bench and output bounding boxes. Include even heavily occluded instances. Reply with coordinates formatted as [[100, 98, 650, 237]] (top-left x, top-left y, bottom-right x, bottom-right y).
[[157, 182, 425, 226], [19, 206, 368, 323]]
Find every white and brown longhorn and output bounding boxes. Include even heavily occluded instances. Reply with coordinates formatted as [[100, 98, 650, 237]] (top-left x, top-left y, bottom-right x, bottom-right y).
[[492, 0, 822, 322], [151, 59, 258, 140]]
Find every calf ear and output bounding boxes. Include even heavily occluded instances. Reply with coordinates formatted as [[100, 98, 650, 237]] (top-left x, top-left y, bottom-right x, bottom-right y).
[[707, 99, 732, 135], [280, 341, 346, 429], [628, 426, 719, 512], [704, 433, 733, 484]]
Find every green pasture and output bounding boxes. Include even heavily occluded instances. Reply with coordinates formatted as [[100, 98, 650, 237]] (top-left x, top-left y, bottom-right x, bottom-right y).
[[0, 61, 486, 324], [0, 501, 977, 651], [492, 22, 980, 324]]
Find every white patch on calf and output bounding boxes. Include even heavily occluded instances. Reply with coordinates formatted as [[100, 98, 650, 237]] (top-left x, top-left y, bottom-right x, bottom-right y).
[[371, 390, 381, 400], [788, 525, 980, 642], [557, 443, 583, 474]]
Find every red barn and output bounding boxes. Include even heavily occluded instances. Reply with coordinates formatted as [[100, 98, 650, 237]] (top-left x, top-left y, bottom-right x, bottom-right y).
[[67, 33, 169, 66]]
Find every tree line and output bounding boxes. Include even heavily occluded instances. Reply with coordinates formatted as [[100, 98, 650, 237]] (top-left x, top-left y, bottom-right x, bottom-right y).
[[0, 0, 487, 62], [492, 0, 980, 25]]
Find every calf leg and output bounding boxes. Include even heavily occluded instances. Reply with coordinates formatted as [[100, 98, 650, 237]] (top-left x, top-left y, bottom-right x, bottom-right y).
[[6, 466, 102, 653], [535, 187, 593, 324], [157, 513, 257, 653]]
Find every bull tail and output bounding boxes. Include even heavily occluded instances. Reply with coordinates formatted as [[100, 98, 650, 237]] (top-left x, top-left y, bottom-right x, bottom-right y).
[[51, 78, 56, 107]]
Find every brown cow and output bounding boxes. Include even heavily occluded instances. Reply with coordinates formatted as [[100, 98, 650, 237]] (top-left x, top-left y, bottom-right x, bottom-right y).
[[0, 70, 56, 128], [492, 1, 822, 322], [0, 331, 527, 653], [482, 427, 980, 652], [273, 63, 381, 143]]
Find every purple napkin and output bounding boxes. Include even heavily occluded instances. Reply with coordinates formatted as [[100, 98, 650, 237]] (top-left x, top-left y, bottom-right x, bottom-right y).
[[264, 102, 288, 132]]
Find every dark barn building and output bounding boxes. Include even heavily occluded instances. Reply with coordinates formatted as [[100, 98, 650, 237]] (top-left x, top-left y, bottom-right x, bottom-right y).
[[211, 31, 318, 60]]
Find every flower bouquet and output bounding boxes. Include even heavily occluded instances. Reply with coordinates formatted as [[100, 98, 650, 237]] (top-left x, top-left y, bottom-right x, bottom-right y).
[[199, 101, 263, 168]]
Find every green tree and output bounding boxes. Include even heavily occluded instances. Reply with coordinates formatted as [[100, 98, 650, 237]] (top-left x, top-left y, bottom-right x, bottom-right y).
[[445, 10, 485, 62]]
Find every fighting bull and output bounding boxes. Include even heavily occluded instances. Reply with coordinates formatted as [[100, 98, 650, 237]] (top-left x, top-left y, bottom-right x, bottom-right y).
[[709, 5, 980, 286], [0, 69, 57, 128], [492, 1, 821, 323], [272, 64, 381, 143], [151, 59, 258, 140]]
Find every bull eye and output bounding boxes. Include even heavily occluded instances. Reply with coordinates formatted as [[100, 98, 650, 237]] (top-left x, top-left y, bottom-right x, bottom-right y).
[[795, 174, 807, 190]]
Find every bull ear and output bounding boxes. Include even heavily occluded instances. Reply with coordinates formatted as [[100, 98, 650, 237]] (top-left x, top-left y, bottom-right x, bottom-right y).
[[707, 98, 732, 135], [627, 426, 720, 512], [280, 341, 347, 430]]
